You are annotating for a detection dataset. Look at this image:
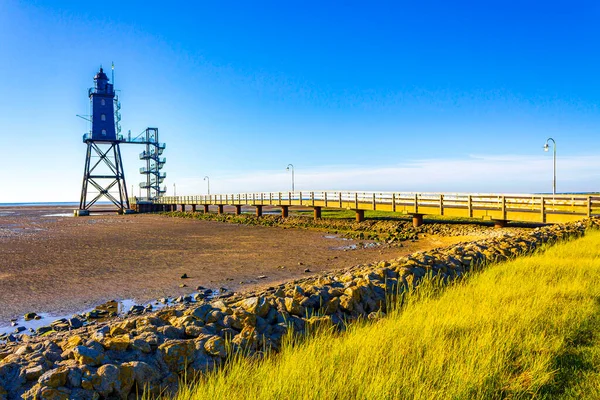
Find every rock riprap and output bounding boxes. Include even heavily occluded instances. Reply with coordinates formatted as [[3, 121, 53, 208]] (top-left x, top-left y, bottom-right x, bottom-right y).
[[0, 219, 594, 399]]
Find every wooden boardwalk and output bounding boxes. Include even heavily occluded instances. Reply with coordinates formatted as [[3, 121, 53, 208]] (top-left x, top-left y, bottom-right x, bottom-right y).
[[144, 191, 600, 226]]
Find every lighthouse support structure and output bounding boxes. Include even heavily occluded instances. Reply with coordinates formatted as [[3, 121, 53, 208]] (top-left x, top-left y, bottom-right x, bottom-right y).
[[79, 140, 129, 212]]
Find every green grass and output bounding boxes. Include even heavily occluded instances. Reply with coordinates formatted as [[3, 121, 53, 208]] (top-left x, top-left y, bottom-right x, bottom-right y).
[[166, 230, 600, 400], [291, 208, 539, 227], [292, 208, 475, 222]]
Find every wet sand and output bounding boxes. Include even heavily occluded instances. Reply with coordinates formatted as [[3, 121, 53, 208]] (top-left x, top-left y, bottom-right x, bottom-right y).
[[0, 206, 472, 324]]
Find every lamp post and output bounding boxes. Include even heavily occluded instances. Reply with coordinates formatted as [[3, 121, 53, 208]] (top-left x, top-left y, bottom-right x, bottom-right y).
[[543, 138, 556, 195], [286, 164, 295, 192], [173, 183, 176, 197], [204, 176, 210, 195]]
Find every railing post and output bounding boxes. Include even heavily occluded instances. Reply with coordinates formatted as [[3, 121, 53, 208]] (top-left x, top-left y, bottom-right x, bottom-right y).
[[541, 196, 546, 223], [355, 192, 358, 209], [311, 191, 314, 206], [339, 192, 342, 208], [324, 192, 328, 207], [392, 193, 396, 212], [439, 194, 444, 215], [588, 196, 592, 218], [468, 195, 472, 218], [289, 192, 292, 205], [278, 192, 282, 205], [414, 193, 419, 214], [269, 192, 272, 205], [299, 191, 303, 206], [373, 193, 376, 210]]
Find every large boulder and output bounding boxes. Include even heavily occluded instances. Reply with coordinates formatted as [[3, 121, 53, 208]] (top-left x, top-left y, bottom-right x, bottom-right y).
[[284, 298, 305, 317], [72, 346, 104, 366], [124, 361, 161, 397], [90, 363, 134, 399], [238, 297, 271, 318], [38, 366, 69, 388], [204, 336, 226, 358], [157, 340, 196, 373]]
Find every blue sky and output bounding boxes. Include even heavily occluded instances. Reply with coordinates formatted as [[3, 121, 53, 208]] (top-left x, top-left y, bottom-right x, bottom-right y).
[[1, 1, 599, 201]]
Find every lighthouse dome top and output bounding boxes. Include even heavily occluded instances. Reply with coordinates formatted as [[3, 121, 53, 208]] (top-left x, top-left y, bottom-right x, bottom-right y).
[[94, 68, 108, 81]]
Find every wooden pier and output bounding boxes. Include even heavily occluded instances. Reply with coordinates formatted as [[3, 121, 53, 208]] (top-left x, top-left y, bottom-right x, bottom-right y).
[[132, 191, 600, 227]]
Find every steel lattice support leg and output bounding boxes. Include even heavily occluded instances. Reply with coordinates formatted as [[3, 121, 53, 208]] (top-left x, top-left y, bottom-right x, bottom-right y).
[[79, 141, 130, 212]]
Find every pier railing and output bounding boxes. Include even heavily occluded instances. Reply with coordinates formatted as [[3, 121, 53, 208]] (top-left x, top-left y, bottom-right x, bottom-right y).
[[153, 191, 600, 224]]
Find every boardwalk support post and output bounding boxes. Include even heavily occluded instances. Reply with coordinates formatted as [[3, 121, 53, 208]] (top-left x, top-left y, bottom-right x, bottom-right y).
[[180, 204, 186, 212], [493, 220, 508, 229], [203, 204, 209, 214], [281, 206, 289, 218], [256, 205, 263, 217], [355, 209, 365, 222], [191, 204, 196, 213], [314, 207, 322, 220], [235, 205, 242, 215], [412, 214, 423, 227], [218, 205, 224, 214]]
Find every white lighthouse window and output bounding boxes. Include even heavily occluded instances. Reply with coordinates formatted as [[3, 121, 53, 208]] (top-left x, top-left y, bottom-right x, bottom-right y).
[[101, 114, 106, 121], [102, 129, 107, 136], [101, 99, 105, 106]]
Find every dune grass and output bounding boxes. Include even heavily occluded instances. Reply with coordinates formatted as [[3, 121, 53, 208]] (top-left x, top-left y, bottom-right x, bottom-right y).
[[167, 230, 600, 400]]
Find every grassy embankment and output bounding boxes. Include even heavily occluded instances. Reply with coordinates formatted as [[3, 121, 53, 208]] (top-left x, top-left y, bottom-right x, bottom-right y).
[[165, 229, 600, 399]]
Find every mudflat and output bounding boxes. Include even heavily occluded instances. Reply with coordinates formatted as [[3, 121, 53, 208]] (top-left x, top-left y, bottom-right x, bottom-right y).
[[0, 206, 470, 323]]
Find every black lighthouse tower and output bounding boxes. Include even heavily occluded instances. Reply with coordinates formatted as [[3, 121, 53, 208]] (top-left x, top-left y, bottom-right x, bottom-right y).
[[76, 67, 130, 215]]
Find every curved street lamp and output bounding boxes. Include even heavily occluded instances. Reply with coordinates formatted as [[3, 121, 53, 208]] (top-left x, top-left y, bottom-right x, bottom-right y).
[[203, 176, 210, 195], [286, 164, 295, 192], [543, 138, 556, 195]]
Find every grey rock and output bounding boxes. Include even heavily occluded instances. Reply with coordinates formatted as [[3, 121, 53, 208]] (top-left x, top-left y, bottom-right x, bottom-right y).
[[68, 317, 84, 329]]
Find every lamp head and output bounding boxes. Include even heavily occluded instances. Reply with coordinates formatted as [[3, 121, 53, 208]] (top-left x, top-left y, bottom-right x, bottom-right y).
[[543, 143, 549, 152], [286, 166, 290, 171]]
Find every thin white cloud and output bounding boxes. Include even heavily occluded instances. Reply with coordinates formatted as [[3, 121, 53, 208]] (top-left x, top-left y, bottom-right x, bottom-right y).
[[175, 154, 600, 196]]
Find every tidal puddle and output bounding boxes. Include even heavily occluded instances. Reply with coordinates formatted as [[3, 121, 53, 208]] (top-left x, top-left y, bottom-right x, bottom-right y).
[[323, 234, 381, 251], [43, 213, 74, 217], [323, 235, 351, 240], [331, 242, 381, 251]]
